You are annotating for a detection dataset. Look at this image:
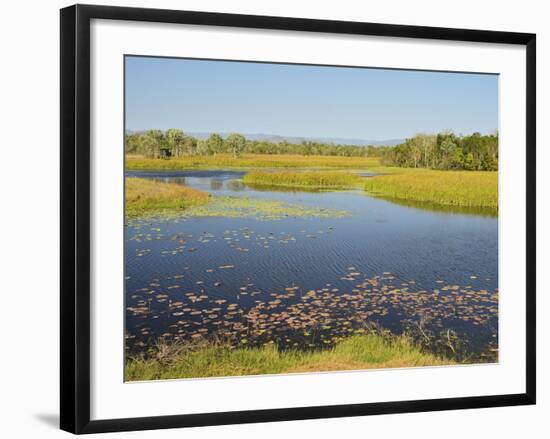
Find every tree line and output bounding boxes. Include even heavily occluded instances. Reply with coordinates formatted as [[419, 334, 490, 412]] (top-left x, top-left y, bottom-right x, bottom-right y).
[[125, 129, 384, 158], [381, 131, 498, 171], [125, 129, 498, 170]]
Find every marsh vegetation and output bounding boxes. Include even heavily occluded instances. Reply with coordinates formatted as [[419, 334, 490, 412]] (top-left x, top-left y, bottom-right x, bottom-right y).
[[126, 153, 380, 170], [363, 169, 498, 210], [243, 170, 363, 189], [125, 177, 209, 218]]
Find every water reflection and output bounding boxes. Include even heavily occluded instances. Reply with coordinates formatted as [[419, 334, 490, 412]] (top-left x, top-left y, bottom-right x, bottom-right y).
[[210, 179, 223, 190], [244, 182, 324, 193], [150, 176, 187, 185], [226, 179, 246, 191], [371, 195, 498, 217]]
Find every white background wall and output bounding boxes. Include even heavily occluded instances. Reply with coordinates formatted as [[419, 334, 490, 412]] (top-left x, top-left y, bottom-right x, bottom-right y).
[[0, 0, 546, 437]]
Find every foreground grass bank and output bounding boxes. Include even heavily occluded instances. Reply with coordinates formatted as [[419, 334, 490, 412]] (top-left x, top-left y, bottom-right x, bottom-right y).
[[125, 334, 451, 381], [364, 169, 498, 211], [126, 177, 209, 217], [243, 170, 363, 189], [126, 154, 381, 170]]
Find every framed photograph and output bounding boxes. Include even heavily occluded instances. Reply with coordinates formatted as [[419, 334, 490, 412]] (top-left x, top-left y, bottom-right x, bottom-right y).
[[60, 4, 536, 434]]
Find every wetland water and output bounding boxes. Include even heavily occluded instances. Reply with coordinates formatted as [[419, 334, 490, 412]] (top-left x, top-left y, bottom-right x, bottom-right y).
[[125, 170, 498, 359]]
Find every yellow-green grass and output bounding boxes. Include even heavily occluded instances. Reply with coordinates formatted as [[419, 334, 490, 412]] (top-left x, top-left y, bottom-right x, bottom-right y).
[[125, 177, 209, 217], [364, 169, 498, 210], [126, 178, 348, 220], [243, 170, 363, 189], [126, 154, 381, 170], [125, 334, 451, 381]]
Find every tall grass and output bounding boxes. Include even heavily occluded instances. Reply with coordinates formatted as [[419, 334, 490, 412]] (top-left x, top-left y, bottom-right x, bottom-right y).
[[243, 170, 363, 189], [126, 154, 381, 170], [125, 177, 209, 217], [125, 334, 451, 381], [364, 169, 498, 210]]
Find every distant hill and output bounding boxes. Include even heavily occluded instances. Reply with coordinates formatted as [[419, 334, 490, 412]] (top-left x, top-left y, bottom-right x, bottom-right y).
[[189, 132, 404, 147], [126, 130, 404, 147]]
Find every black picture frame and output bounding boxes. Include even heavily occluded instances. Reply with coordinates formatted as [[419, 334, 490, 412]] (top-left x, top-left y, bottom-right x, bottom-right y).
[[60, 4, 536, 434]]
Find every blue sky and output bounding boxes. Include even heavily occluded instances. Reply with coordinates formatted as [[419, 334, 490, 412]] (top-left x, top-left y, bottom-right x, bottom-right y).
[[125, 56, 498, 140]]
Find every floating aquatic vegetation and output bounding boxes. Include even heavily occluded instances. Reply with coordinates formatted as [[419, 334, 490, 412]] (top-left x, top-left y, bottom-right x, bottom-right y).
[[126, 226, 341, 267], [125, 195, 349, 224], [125, 268, 498, 362], [181, 196, 349, 220]]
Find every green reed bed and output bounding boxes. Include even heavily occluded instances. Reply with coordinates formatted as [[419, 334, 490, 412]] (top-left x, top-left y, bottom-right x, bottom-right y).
[[125, 177, 210, 218], [125, 334, 451, 381], [364, 169, 498, 210], [243, 170, 363, 189]]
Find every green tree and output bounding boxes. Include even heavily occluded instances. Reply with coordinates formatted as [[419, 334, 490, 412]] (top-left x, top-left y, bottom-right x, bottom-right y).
[[225, 133, 246, 157], [408, 139, 422, 168], [165, 128, 185, 157], [143, 129, 164, 158], [182, 135, 198, 156], [481, 152, 498, 171], [415, 133, 437, 168], [439, 137, 457, 169], [451, 148, 464, 169], [206, 133, 224, 155], [196, 139, 211, 156], [125, 134, 144, 154], [463, 152, 475, 170]]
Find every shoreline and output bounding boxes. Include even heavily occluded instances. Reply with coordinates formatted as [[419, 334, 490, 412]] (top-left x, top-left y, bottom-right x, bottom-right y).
[[125, 334, 457, 381]]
